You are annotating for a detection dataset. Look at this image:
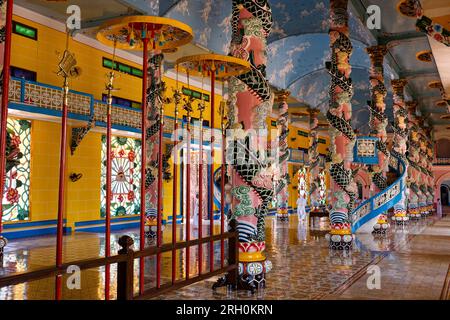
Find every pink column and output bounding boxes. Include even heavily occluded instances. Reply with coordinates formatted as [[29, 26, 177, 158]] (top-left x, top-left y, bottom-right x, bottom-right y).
[[275, 90, 290, 221], [326, 0, 357, 250], [406, 102, 421, 219], [366, 45, 390, 231], [391, 79, 409, 224], [227, 0, 274, 290], [366, 46, 389, 194], [308, 109, 322, 209]]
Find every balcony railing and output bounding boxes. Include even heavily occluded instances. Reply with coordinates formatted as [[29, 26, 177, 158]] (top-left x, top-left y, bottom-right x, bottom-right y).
[[9, 77, 142, 132], [8, 77, 222, 140], [433, 158, 450, 166]]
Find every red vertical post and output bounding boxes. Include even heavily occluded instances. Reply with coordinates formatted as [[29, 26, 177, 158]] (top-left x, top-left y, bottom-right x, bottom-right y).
[[186, 122, 191, 280], [171, 109, 179, 284], [0, 0, 14, 234], [198, 119, 203, 276], [209, 70, 215, 272], [139, 37, 149, 295], [156, 98, 164, 289], [220, 117, 225, 268], [55, 76, 69, 301], [104, 84, 113, 300]]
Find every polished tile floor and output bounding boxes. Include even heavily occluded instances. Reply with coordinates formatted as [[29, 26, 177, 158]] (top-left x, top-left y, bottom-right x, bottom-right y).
[[1, 213, 449, 300]]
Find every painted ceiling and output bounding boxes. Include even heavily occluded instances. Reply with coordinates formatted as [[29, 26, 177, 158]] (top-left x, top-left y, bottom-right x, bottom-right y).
[[12, 0, 449, 133]]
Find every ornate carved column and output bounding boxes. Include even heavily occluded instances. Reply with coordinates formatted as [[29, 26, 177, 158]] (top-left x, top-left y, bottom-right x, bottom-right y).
[[366, 45, 390, 232], [308, 108, 322, 209], [275, 90, 290, 221], [424, 132, 435, 214], [227, 0, 274, 290], [325, 0, 357, 250], [417, 118, 429, 217], [366, 45, 389, 192], [391, 79, 409, 224], [406, 101, 421, 219], [145, 53, 165, 220]]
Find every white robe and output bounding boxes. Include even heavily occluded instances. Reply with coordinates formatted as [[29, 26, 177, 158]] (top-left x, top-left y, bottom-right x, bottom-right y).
[[437, 200, 442, 217], [297, 197, 307, 220], [192, 197, 199, 227]]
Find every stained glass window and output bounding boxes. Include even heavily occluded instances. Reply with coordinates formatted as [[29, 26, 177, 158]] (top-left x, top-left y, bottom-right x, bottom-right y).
[[297, 167, 308, 202], [318, 170, 327, 205], [2, 118, 31, 222], [100, 135, 141, 217]]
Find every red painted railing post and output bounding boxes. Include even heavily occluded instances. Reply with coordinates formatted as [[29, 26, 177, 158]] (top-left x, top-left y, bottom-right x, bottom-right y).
[[198, 114, 203, 276], [156, 90, 164, 289], [55, 77, 69, 301], [104, 60, 116, 299], [186, 115, 192, 280], [0, 0, 14, 235], [209, 70, 215, 272], [139, 37, 149, 295], [171, 93, 180, 284]]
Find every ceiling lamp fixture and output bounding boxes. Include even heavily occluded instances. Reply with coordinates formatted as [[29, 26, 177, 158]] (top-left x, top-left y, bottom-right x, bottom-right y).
[[416, 50, 433, 62]]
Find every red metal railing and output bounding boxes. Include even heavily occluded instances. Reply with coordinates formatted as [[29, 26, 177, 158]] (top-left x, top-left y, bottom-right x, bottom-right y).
[[0, 226, 238, 299]]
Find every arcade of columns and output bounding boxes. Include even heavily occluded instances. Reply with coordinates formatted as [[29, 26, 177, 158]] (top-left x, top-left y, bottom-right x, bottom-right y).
[[252, 0, 437, 256], [110, 0, 440, 294], [106, 0, 439, 292]]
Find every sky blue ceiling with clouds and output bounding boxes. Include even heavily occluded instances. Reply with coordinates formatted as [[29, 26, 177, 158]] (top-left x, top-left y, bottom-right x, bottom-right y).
[[268, 0, 376, 45], [266, 34, 372, 90], [157, 0, 440, 128]]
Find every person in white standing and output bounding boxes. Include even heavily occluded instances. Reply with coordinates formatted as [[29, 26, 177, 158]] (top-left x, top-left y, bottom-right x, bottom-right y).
[[192, 193, 199, 228], [297, 195, 307, 222], [437, 198, 442, 218]]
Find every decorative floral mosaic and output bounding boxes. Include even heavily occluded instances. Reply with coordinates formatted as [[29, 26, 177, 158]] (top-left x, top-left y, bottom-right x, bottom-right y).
[[100, 136, 141, 217], [2, 118, 31, 222]]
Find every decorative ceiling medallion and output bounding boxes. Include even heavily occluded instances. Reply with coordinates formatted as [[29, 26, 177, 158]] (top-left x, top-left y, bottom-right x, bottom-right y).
[[397, 0, 418, 18], [162, 48, 178, 53], [416, 50, 433, 62], [428, 80, 442, 89], [436, 100, 447, 107]]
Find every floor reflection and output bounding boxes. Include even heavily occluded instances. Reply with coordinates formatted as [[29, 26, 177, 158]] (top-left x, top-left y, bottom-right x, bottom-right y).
[[0, 214, 449, 300]]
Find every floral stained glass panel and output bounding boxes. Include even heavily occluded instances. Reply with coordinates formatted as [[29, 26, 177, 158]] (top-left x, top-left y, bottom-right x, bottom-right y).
[[100, 135, 141, 217], [2, 118, 31, 222], [297, 167, 308, 202]]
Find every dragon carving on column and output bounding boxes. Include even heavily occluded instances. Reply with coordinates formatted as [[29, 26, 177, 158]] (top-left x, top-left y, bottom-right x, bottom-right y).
[[425, 138, 435, 213], [308, 109, 322, 208], [275, 90, 290, 221], [406, 102, 421, 219], [325, 0, 357, 250], [225, 0, 275, 291], [145, 53, 173, 219], [391, 79, 409, 224], [366, 46, 389, 193]]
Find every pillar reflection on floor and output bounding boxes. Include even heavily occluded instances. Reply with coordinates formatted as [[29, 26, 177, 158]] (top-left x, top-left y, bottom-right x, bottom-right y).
[[0, 213, 445, 300]]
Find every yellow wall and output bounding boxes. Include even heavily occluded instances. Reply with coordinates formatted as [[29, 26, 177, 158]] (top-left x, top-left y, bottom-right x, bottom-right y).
[[11, 15, 142, 103], [28, 120, 60, 222], [66, 131, 102, 229], [15, 119, 101, 228]]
